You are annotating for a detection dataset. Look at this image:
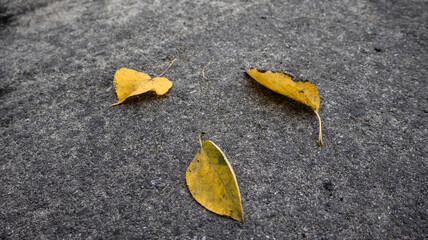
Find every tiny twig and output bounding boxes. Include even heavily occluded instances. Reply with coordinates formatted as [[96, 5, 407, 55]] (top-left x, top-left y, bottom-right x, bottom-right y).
[[156, 58, 177, 78], [202, 61, 212, 79]]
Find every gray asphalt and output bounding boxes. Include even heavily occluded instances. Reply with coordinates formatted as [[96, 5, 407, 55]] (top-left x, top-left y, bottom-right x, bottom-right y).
[[1, 0, 427, 239]]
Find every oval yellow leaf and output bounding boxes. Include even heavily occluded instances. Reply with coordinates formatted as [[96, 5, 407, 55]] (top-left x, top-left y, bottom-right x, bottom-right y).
[[111, 59, 176, 106], [247, 67, 324, 146], [110, 68, 173, 106], [186, 137, 244, 221], [247, 67, 319, 111]]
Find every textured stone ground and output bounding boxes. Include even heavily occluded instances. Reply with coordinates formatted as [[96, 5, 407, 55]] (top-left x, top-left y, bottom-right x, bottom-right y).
[[1, 0, 427, 239]]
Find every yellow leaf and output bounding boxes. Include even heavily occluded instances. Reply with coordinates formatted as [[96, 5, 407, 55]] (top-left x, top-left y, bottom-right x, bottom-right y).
[[111, 59, 176, 106], [186, 135, 244, 221], [247, 67, 324, 146]]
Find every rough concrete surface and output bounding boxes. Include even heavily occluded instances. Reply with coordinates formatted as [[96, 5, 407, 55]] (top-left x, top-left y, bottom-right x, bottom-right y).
[[1, 0, 427, 239]]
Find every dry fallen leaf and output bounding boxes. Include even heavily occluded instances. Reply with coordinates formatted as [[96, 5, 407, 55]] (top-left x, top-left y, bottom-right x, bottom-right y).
[[111, 59, 176, 106], [186, 134, 244, 221], [247, 67, 324, 146]]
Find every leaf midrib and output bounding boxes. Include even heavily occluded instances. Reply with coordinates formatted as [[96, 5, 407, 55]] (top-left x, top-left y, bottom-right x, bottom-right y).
[[201, 147, 240, 214]]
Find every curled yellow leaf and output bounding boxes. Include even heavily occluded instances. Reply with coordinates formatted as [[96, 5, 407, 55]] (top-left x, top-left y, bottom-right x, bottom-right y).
[[247, 67, 324, 146], [186, 135, 244, 221], [111, 59, 176, 106]]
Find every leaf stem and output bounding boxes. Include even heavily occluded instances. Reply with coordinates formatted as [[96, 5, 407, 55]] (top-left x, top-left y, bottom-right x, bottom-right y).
[[156, 58, 177, 78], [314, 110, 324, 146], [198, 132, 205, 146]]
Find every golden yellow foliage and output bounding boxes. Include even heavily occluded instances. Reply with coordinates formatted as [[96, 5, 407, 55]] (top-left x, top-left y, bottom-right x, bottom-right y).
[[186, 135, 244, 221], [247, 67, 324, 146], [111, 59, 176, 106]]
